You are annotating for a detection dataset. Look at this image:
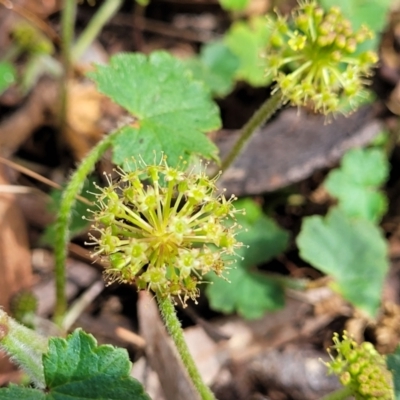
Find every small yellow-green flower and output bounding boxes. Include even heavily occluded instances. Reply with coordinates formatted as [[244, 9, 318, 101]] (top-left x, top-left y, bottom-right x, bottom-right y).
[[87, 157, 242, 305], [325, 332, 394, 400], [264, 0, 378, 114]]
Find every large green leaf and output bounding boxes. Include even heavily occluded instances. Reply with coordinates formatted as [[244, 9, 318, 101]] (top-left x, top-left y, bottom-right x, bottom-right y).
[[324, 147, 389, 223], [184, 41, 239, 97], [297, 207, 389, 317], [387, 346, 400, 400], [88, 51, 221, 168], [0, 330, 151, 400], [224, 17, 272, 87], [206, 199, 288, 319]]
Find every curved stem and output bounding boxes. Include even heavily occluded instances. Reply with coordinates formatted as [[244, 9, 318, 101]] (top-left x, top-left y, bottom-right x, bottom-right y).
[[320, 386, 353, 400], [0, 309, 48, 388], [218, 90, 284, 176], [156, 293, 216, 400], [59, 0, 76, 132], [72, 0, 123, 63], [53, 130, 120, 325]]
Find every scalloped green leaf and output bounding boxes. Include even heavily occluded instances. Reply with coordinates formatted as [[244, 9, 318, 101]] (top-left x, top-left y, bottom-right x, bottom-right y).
[[297, 207, 389, 317], [224, 17, 272, 87], [324, 148, 389, 222], [0, 385, 45, 400], [184, 41, 239, 97], [206, 199, 288, 319], [0, 329, 151, 400], [219, 0, 249, 11], [88, 51, 221, 168], [0, 61, 16, 94]]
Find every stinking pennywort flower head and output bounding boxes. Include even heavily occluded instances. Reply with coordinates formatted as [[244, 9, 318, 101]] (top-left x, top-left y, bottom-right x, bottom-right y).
[[87, 156, 243, 305], [264, 0, 378, 115], [325, 332, 394, 400]]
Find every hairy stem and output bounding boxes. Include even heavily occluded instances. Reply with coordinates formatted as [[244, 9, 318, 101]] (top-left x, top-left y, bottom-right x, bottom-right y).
[[320, 387, 353, 400], [54, 130, 120, 324], [156, 293, 216, 400], [219, 90, 284, 176], [72, 0, 123, 63], [0, 309, 48, 388]]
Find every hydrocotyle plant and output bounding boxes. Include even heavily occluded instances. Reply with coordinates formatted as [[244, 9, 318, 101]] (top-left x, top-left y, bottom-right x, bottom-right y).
[[0, 2, 384, 399], [86, 156, 243, 400]]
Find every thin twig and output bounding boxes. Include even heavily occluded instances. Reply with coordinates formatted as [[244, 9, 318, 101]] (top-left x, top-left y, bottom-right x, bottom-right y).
[[0, 156, 92, 206], [0, 0, 60, 44], [62, 280, 104, 331]]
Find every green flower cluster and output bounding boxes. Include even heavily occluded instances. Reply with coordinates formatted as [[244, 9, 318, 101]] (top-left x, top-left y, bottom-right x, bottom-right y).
[[87, 157, 242, 304], [326, 332, 394, 400], [264, 0, 378, 114]]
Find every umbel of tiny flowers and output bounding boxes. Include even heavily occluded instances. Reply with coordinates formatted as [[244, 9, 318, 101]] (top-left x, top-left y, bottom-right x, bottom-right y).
[[324, 331, 394, 400], [264, 0, 378, 115], [87, 156, 242, 305]]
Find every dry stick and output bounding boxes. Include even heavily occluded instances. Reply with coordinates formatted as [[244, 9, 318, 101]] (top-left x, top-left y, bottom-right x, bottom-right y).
[[62, 280, 104, 331], [0, 0, 60, 44], [0, 156, 92, 206]]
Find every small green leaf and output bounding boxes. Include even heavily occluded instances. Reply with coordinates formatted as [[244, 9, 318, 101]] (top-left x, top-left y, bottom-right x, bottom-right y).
[[0, 61, 16, 94], [387, 346, 400, 399], [324, 148, 389, 222], [88, 51, 221, 168], [219, 0, 249, 11], [184, 41, 239, 97], [297, 207, 389, 317], [224, 17, 272, 87], [0, 329, 151, 400], [41, 179, 98, 246], [206, 199, 288, 319]]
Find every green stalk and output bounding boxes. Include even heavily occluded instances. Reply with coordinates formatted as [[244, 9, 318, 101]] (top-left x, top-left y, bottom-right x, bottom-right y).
[[0, 309, 48, 388], [218, 90, 284, 176], [156, 293, 216, 400], [72, 0, 123, 63], [53, 130, 120, 324], [59, 0, 76, 133], [320, 387, 353, 400]]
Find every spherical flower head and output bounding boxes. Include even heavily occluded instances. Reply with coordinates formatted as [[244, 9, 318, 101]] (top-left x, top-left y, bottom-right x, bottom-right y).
[[264, 1, 378, 115], [325, 332, 394, 399], [87, 157, 243, 305]]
